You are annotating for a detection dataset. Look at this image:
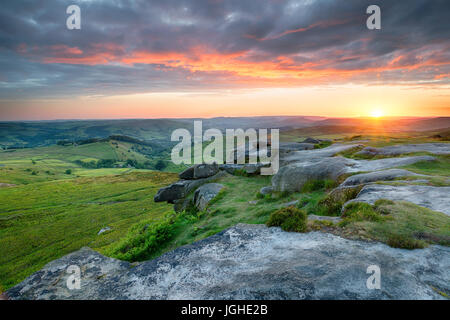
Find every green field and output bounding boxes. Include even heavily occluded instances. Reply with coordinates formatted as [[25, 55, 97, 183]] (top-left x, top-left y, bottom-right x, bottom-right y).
[[0, 171, 177, 291], [0, 139, 181, 292]]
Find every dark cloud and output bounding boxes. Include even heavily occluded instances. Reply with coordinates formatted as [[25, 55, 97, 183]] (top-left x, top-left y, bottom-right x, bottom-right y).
[[0, 0, 449, 99]]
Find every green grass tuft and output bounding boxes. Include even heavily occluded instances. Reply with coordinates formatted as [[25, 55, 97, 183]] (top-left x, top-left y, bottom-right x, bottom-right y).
[[266, 206, 307, 233], [386, 234, 426, 250]]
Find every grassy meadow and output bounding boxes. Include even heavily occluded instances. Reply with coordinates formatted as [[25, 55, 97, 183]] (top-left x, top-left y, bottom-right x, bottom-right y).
[[0, 140, 180, 292]]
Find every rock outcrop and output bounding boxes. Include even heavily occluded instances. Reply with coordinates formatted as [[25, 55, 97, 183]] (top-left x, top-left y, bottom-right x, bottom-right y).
[[356, 143, 450, 156], [272, 157, 352, 192], [272, 142, 435, 192], [219, 163, 268, 175], [279, 142, 315, 155], [193, 183, 224, 211], [302, 137, 321, 144], [347, 155, 435, 172], [281, 143, 362, 165], [8, 224, 449, 300], [154, 171, 226, 203], [340, 169, 422, 187], [179, 163, 219, 180], [344, 185, 450, 216], [260, 186, 273, 195]]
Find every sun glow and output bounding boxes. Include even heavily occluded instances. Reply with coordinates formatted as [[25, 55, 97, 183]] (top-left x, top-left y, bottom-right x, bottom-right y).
[[370, 109, 384, 118]]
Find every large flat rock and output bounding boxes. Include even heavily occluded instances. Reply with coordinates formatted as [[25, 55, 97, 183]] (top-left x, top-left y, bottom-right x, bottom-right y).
[[281, 143, 362, 165], [345, 185, 450, 216], [357, 143, 450, 156], [272, 157, 351, 192], [8, 224, 450, 300], [340, 169, 422, 187], [272, 155, 435, 192], [347, 156, 436, 172]]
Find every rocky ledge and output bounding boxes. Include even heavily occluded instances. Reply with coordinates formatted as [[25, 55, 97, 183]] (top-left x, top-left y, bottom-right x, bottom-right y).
[[7, 224, 449, 300]]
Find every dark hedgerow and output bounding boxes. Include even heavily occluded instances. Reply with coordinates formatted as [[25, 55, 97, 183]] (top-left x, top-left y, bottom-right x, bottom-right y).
[[266, 206, 307, 233]]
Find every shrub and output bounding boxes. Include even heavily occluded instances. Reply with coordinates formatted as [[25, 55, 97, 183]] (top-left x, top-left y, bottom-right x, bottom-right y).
[[387, 234, 426, 250], [340, 202, 385, 225], [154, 160, 167, 171], [373, 199, 396, 215], [266, 206, 307, 233], [109, 215, 178, 261], [65, 169, 72, 175], [256, 192, 265, 199], [318, 185, 362, 216]]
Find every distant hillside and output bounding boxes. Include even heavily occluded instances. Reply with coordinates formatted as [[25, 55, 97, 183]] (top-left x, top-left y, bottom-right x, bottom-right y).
[[0, 117, 319, 148], [0, 119, 187, 148], [1, 117, 448, 148]]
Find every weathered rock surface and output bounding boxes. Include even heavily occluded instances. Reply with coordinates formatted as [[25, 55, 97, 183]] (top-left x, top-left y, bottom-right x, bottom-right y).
[[303, 137, 321, 144], [279, 142, 315, 154], [154, 180, 195, 202], [356, 143, 450, 156], [173, 198, 192, 213], [260, 186, 273, 195], [0, 183, 16, 188], [281, 143, 362, 165], [280, 200, 300, 208], [347, 156, 436, 172], [97, 227, 111, 236], [154, 171, 226, 203], [308, 215, 342, 223], [272, 157, 352, 192], [340, 169, 421, 187], [219, 163, 268, 175], [8, 224, 449, 300], [345, 185, 450, 216], [7, 247, 132, 300], [179, 163, 219, 180], [193, 183, 224, 211], [273, 142, 436, 201]]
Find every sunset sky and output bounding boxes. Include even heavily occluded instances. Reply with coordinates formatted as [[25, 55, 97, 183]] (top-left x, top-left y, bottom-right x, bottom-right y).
[[1, 0, 450, 120]]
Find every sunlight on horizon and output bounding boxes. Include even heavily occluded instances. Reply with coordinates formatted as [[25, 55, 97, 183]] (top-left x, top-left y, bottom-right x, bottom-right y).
[[370, 109, 385, 118]]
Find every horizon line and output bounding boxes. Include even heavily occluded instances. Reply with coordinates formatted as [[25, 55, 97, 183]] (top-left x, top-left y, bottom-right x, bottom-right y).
[[1, 115, 448, 123]]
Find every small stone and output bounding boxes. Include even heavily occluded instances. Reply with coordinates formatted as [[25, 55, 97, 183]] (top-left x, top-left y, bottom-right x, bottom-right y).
[[97, 227, 111, 236]]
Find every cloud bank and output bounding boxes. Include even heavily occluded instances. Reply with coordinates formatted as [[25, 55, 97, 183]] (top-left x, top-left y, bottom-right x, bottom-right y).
[[1, 0, 450, 99]]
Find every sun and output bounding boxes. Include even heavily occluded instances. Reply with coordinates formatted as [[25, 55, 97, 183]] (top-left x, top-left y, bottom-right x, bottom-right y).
[[370, 109, 384, 118]]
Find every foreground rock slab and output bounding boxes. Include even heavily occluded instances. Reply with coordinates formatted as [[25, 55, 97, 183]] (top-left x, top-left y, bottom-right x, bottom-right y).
[[345, 185, 450, 216], [8, 225, 449, 300]]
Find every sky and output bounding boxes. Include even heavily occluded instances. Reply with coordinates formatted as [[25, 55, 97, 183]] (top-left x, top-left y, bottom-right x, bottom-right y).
[[0, 0, 450, 120]]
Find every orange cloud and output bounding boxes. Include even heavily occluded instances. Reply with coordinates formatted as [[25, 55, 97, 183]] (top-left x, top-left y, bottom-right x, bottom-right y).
[[31, 42, 450, 86]]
